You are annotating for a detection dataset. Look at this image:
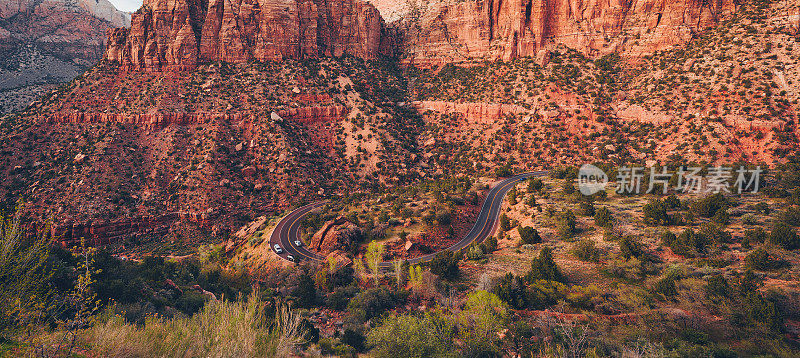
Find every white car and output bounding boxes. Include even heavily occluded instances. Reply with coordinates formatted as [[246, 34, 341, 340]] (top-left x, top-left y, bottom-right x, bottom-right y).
[[294, 240, 303, 247], [287, 255, 295, 262], [273, 244, 283, 254]]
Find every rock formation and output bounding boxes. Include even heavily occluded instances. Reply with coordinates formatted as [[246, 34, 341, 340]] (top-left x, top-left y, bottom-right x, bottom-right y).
[[795, 0, 800, 32], [38, 105, 347, 130], [104, 0, 391, 70], [401, 0, 738, 64], [309, 217, 362, 255]]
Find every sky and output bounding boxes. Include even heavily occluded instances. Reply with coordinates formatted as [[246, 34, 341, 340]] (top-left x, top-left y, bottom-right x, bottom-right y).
[[109, 0, 142, 13]]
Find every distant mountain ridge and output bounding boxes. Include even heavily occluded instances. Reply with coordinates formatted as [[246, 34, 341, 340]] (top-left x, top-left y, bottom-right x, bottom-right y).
[[0, 0, 130, 113]]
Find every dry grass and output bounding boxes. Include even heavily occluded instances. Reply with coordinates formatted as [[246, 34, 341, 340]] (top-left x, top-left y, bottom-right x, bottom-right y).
[[83, 291, 305, 358]]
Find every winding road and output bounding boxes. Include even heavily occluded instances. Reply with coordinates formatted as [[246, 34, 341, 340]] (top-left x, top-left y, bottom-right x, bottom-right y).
[[268, 172, 547, 265]]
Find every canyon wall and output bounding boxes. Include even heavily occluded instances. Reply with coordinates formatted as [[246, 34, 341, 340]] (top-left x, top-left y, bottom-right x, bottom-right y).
[[104, 0, 391, 70], [401, 0, 738, 64]]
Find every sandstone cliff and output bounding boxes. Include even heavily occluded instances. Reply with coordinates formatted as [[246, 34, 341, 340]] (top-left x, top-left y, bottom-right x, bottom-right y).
[[105, 0, 391, 70], [401, 0, 738, 64]]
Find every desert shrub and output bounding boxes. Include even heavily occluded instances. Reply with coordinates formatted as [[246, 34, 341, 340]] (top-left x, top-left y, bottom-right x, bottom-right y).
[[524, 279, 568, 309], [435, 210, 452, 226], [652, 274, 679, 299], [347, 287, 401, 322], [698, 223, 732, 244], [619, 236, 645, 260], [428, 250, 462, 280], [527, 178, 543, 193], [483, 235, 497, 253], [495, 165, 513, 177], [562, 181, 576, 195], [326, 286, 359, 310], [494, 273, 528, 309], [745, 247, 774, 270], [557, 210, 577, 240], [525, 247, 565, 283], [643, 199, 672, 226], [777, 207, 800, 226], [691, 193, 729, 218], [593, 206, 613, 227], [340, 329, 366, 352], [500, 214, 512, 232], [712, 209, 730, 225], [525, 194, 537, 207], [664, 194, 681, 209], [734, 292, 783, 333], [466, 245, 485, 260], [572, 239, 600, 262], [769, 223, 799, 250], [292, 272, 318, 308], [705, 274, 729, 298], [741, 213, 758, 225], [518, 226, 541, 245], [174, 291, 208, 315], [743, 227, 767, 248], [579, 201, 595, 216]]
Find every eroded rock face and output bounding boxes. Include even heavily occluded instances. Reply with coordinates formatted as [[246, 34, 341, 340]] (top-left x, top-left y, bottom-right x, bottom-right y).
[[309, 217, 362, 255], [105, 0, 390, 70], [402, 0, 738, 64]]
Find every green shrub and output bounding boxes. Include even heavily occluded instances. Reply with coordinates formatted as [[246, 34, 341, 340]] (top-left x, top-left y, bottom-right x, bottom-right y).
[[518, 226, 541, 245], [619, 236, 645, 260], [745, 247, 773, 270], [594, 206, 613, 227], [769, 223, 799, 250], [691, 193, 729, 218], [572, 239, 601, 262], [428, 250, 461, 280], [525, 247, 565, 283], [347, 287, 401, 322], [643, 199, 672, 226], [712, 209, 730, 225], [557, 210, 577, 240], [705, 274, 729, 298]]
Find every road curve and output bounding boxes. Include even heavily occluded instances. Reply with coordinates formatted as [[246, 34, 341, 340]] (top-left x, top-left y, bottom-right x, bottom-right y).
[[268, 172, 547, 265]]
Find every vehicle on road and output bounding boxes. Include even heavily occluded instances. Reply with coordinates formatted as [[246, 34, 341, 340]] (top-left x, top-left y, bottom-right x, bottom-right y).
[[294, 240, 303, 247], [287, 255, 295, 262], [274, 244, 283, 254]]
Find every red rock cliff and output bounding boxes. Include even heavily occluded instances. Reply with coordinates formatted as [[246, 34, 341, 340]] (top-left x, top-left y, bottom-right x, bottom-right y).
[[402, 0, 738, 64], [105, 0, 391, 70]]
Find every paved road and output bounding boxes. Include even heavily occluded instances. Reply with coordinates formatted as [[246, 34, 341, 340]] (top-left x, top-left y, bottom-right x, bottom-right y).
[[268, 172, 547, 265]]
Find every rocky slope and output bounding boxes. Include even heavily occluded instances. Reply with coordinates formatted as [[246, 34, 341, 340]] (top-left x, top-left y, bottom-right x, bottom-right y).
[[413, 0, 799, 171], [400, 0, 739, 64], [2, 58, 421, 245], [0, 0, 130, 113], [104, 0, 392, 70]]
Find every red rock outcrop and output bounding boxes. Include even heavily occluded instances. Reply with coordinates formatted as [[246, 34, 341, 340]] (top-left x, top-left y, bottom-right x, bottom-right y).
[[402, 0, 738, 64], [105, 0, 391, 70], [414, 100, 526, 124], [54, 210, 212, 247], [309, 217, 362, 255], [794, 0, 800, 32], [38, 105, 347, 130]]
